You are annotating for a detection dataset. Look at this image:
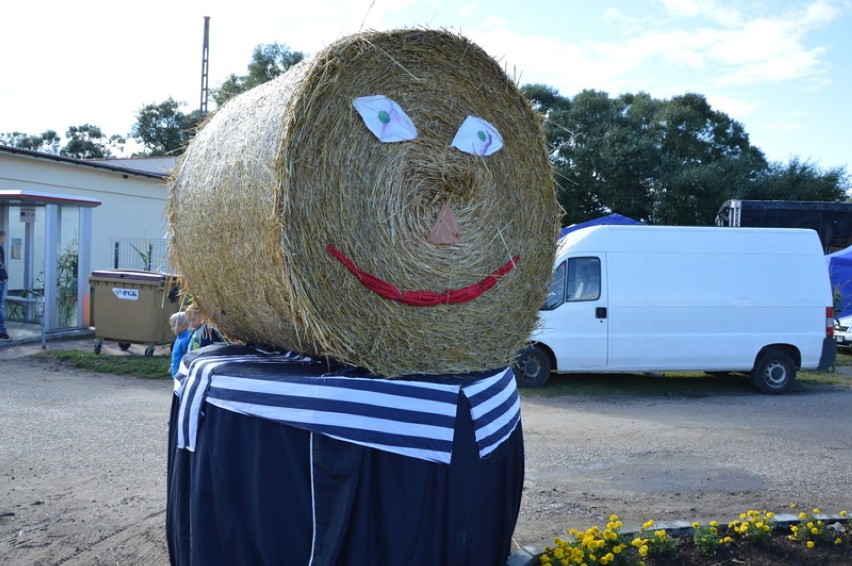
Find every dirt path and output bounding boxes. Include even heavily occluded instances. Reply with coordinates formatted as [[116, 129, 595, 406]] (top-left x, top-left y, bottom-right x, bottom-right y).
[[2, 348, 851, 564], [0, 356, 172, 565]]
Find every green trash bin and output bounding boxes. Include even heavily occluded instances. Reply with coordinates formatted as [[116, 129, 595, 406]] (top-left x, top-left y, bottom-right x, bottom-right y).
[[89, 270, 181, 356]]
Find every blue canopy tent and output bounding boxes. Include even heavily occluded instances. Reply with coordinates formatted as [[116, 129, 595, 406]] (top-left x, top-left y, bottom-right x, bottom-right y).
[[559, 212, 643, 239], [827, 246, 852, 317]]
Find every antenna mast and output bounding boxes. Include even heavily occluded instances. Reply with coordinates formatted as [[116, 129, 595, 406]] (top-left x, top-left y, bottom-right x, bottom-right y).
[[200, 16, 210, 114]]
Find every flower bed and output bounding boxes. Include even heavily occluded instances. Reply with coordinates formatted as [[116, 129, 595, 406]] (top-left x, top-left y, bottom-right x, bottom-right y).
[[534, 506, 850, 565]]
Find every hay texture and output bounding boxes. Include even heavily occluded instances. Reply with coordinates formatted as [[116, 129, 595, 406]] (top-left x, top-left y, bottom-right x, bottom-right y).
[[169, 28, 561, 377]]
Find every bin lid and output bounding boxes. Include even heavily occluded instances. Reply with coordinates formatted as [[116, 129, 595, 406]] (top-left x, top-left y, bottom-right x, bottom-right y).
[[89, 269, 174, 283]]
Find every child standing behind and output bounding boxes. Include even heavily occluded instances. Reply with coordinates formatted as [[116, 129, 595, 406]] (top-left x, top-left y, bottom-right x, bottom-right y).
[[186, 305, 223, 351], [169, 311, 191, 378]]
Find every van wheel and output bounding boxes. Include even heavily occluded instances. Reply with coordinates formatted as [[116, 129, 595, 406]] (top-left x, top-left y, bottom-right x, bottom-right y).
[[512, 345, 551, 388], [751, 350, 796, 394]]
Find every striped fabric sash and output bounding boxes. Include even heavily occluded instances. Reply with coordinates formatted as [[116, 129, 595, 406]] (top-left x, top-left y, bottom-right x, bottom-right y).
[[173, 347, 521, 464]]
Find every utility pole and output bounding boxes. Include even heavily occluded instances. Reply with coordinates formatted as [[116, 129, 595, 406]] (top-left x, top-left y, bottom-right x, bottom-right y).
[[200, 16, 210, 115]]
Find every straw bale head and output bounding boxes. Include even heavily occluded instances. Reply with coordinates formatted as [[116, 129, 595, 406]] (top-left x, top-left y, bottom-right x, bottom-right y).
[[170, 28, 561, 376]]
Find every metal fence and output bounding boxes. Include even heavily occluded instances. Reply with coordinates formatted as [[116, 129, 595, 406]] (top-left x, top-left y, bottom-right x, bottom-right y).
[[109, 237, 172, 272]]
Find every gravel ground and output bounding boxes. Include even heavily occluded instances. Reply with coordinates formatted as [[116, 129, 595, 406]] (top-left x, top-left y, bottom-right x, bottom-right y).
[[1, 339, 851, 564]]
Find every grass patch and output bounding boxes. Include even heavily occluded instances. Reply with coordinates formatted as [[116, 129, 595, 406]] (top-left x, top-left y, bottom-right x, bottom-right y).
[[32, 350, 171, 379], [525, 369, 851, 398]]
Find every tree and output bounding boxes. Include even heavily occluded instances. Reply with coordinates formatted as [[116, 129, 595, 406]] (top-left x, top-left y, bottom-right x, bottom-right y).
[[131, 98, 204, 156], [211, 42, 305, 106], [522, 88, 828, 226], [744, 158, 848, 202], [60, 124, 125, 159], [0, 130, 62, 154]]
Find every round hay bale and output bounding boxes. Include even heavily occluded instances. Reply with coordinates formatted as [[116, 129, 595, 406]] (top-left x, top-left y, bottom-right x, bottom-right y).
[[169, 28, 561, 377]]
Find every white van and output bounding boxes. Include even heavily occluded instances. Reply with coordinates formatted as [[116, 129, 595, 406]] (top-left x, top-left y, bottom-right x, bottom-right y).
[[513, 225, 837, 393]]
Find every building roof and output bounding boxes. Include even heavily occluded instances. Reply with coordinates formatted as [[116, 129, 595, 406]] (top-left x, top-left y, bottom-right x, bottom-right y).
[[89, 157, 177, 175], [0, 189, 102, 207], [0, 144, 168, 179]]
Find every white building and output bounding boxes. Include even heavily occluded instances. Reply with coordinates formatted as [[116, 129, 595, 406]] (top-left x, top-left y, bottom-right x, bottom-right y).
[[0, 145, 175, 333]]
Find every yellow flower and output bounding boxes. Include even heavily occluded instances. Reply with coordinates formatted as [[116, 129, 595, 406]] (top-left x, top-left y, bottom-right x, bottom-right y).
[[799, 512, 807, 519], [766, 512, 774, 519], [791, 526, 799, 532], [609, 514, 619, 522], [807, 541, 815, 549], [638, 545, 649, 557], [642, 520, 654, 530], [710, 521, 718, 528], [790, 503, 798, 509], [692, 522, 700, 528], [840, 510, 848, 517], [836, 538, 843, 545], [813, 508, 821, 514], [811, 527, 820, 535]]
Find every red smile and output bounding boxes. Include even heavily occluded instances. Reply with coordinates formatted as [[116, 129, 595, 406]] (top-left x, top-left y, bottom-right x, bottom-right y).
[[327, 244, 519, 306]]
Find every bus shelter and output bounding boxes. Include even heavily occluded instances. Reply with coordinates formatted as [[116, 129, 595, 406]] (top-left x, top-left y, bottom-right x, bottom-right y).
[[0, 190, 101, 344]]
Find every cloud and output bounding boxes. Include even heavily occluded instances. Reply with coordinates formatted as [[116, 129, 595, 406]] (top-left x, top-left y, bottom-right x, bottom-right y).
[[704, 94, 758, 118], [538, 1, 845, 95], [659, 0, 743, 26]]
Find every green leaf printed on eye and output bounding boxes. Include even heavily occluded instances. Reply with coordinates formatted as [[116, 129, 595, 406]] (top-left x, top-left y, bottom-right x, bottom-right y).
[[378, 110, 391, 124], [477, 130, 487, 142]]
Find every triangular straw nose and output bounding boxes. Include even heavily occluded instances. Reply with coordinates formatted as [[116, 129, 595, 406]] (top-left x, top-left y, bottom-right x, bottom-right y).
[[427, 201, 461, 245]]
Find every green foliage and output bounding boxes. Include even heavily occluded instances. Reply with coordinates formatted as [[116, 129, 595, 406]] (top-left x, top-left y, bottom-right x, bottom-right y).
[[33, 350, 170, 379], [60, 124, 125, 159], [727, 510, 776, 545], [691, 522, 722, 554], [0, 130, 61, 153], [1, 126, 122, 158], [130, 98, 204, 157], [541, 516, 635, 565], [538, 509, 852, 565], [522, 86, 849, 227], [787, 506, 846, 548], [212, 42, 305, 106], [56, 241, 78, 327], [747, 158, 848, 201], [528, 368, 852, 398], [631, 521, 679, 559]]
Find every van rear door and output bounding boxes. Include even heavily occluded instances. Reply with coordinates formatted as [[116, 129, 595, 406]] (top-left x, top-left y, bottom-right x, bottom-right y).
[[536, 255, 608, 370]]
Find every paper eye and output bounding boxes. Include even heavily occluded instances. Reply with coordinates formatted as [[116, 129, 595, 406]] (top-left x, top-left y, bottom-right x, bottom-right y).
[[353, 95, 418, 142], [451, 116, 503, 156]]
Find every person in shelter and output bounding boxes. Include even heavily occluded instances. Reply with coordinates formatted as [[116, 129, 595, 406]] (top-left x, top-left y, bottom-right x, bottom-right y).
[[0, 229, 10, 341]]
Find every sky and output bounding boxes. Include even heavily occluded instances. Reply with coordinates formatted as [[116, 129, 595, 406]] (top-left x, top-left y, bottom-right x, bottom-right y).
[[1, 0, 849, 171]]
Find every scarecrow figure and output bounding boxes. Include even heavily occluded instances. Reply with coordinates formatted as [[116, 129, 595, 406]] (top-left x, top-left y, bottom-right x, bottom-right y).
[[166, 28, 560, 566]]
